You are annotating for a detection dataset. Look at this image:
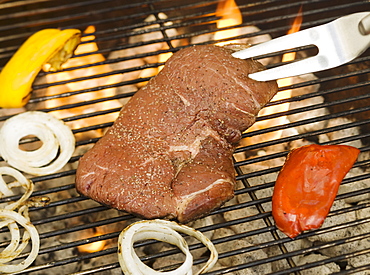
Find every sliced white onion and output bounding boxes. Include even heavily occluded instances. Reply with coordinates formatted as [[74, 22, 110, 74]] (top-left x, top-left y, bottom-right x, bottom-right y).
[[118, 219, 218, 275], [0, 166, 33, 211], [0, 111, 75, 176], [0, 209, 40, 273]]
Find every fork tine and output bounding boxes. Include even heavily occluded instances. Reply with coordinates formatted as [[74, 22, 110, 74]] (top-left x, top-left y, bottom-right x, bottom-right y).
[[231, 27, 319, 60], [316, 12, 370, 66], [234, 12, 370, 81], [248, 55, 328, 81]]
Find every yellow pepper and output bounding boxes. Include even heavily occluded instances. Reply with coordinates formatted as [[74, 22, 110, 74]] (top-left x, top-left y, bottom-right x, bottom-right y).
[[0, 28, 81, 108]]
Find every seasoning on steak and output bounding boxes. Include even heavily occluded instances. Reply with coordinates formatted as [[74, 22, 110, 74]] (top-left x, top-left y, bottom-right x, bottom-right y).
[[75, 44, 278, 223]]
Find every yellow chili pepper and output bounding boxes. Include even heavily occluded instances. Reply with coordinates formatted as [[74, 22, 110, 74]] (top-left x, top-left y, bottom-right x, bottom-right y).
[[0, 28, 81, 108]]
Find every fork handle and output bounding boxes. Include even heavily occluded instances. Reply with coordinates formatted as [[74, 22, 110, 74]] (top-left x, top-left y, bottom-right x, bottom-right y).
[[359, 14, 370, 35]]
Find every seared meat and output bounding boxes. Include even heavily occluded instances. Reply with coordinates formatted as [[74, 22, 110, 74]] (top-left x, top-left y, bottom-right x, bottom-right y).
[[76, 44, 278, 223]]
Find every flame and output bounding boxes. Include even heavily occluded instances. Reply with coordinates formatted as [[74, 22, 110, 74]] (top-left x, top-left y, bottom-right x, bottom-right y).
[[263, 9, 303, 138], [43, 25, 123, 140], [42, 16, 179, 139], [78, 233, 106, 254], [270, 7, 303, 131], [265, 8, 303, 140], [135, 13, 177, 87], [158, 51, 173, 72], [277, 7, 303, 87], [215, 0, 242, 45], [241, 8, 303, 148]]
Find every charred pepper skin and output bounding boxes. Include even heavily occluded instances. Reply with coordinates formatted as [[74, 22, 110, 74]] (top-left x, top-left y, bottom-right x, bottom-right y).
[[272, 144, 360, 238], [0, 28, 81, 108]]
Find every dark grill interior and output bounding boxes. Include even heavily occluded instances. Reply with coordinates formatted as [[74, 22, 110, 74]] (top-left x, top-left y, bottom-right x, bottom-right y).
[[0, 0, 370, 274]]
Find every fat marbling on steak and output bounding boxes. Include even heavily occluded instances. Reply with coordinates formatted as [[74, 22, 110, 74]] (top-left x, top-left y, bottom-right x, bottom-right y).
[[75, 44, 278, 223]]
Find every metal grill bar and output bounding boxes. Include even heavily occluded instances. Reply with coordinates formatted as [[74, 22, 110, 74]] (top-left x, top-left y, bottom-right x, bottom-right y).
[[0, 0, 369, 274], [0, 1, 151, 32]]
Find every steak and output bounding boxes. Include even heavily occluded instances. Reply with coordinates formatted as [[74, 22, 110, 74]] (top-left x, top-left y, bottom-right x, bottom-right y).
[[75, 44, 278, 223]]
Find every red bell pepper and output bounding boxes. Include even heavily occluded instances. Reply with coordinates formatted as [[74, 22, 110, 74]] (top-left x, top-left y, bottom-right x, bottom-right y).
[[272, 144, 360, 238]]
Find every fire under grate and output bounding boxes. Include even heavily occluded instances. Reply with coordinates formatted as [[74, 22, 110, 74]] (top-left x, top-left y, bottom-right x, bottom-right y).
[[0, 0, 370, 274]]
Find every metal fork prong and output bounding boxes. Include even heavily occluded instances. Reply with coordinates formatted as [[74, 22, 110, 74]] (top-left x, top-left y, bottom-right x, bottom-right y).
[[248, 55, 328, 81], [316, 12, 370, 66], [237, 12, 370, 81], [231, 27, 319, 60]]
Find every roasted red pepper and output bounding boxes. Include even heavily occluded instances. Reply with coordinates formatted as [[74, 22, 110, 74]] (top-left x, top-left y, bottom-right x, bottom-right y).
[[272, 144, 360, 238]]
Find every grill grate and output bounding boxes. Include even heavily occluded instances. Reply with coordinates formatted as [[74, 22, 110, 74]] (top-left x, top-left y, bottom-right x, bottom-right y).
[[0, 0, 370, 274]]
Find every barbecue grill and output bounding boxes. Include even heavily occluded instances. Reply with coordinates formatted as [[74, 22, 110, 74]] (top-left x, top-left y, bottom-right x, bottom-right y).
[[0, 0, 370, 274]]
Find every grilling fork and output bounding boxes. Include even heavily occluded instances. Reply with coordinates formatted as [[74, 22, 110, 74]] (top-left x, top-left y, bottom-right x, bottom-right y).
[[232, 12, 370, 81]]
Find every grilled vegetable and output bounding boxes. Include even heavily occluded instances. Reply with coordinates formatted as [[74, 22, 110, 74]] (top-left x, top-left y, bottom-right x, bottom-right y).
[[0, 167, 39, 273], [0, 111, 76, 176], [118, 219, 218, 275], [0, 28, 81, 108], [272, 144, 360, 238]]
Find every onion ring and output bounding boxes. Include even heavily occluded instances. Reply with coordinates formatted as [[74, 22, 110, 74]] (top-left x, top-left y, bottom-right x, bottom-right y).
[[0, 209, 40, 273], [0, 167, 33, 211], [0, 111, 75, 175], [118, 219, 218, 275], [0, 168, 40, 273]]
